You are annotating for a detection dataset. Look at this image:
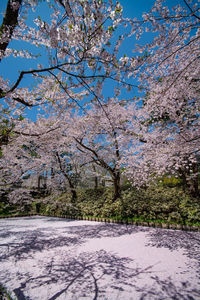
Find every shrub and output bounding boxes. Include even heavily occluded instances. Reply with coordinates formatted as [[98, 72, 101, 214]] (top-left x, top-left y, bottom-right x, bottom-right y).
[[161, 176, 182, 187], [0, 283, 13, 300], [2, 184, 200, 226]]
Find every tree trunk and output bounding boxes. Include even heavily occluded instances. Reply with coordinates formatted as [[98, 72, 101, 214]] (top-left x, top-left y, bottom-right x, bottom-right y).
[[70, 186, 77, 203], [113, 172, 121, 200], [187, 163, 199, 198], [67, 178, 77, 203], [55, 152, 77, 203], [0, 0, 22, 62], [51, 167, 55, 179], [188, 179, 199, 198], [94, 176, 98, 190], [180, 165, 199, 198]]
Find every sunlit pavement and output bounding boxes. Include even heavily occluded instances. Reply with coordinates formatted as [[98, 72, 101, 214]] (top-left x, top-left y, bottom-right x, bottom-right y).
[[0, 216, 199, 300]]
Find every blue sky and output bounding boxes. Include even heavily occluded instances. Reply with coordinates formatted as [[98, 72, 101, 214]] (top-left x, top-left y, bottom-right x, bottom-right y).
[[0, 0, 155, 120]]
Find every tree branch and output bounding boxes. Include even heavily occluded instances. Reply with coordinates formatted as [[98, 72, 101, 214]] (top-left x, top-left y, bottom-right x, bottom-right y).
[[183, 0, 200, 20], [0, 0, 22, 62]]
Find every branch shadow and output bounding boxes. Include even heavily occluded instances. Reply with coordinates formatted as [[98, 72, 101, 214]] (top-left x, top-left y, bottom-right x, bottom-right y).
[[11, 248, 200, 300], [12, 249, 154, 300], [0, 218, 149, 261], [0, 228, 81, 261], [0, 218, 199, 299], [146, 228, 200, 268], [61, 222, 149, 238], [138, 275, 200, 300]]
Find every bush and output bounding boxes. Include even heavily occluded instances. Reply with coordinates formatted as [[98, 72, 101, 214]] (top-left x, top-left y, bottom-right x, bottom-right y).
[[120, 185, 199, 224], [75, 185, 199, 225], [0, 283, 13, 300], [161, 176, 182, 187], [2, 184, 200, 226]]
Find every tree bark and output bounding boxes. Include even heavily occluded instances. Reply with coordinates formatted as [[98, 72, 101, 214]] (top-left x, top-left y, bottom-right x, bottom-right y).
[[75, 137, 122, 200], [180, 164, 199, 198], [67, 179, 77, 203], [113, 171, 121, 200], [187, 163, 199, 198], [55, 152, 77, 203], [0, 0, 22, 62]]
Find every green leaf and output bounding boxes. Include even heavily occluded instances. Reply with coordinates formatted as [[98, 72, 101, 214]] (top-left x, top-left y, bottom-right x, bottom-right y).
[[115, 8, 121, 14], [108, 26, 114, 33], [19, 115, 24, 121], [2, 119, 9, 124]]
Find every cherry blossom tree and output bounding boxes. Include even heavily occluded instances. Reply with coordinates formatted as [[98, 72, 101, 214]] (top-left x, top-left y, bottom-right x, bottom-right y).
[[1, 0, 136, 154], [1, 0, 199, 204], [0, 114, 61, 186], [68, 98, 141, 200], [0, 112, 85, 202], [0, 95, 143, 202], [122, 0, 200, 197]]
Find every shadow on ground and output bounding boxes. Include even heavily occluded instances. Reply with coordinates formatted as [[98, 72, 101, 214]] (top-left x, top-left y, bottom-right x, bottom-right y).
[[10, 249, 200, 300], [12, 250, 155, 300], [0, 217, 199, 300], [146, 228, 200, 271], [0, 220, 148, 260]]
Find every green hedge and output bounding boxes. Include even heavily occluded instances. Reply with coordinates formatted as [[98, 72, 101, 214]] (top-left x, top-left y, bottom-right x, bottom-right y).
[[120, 186, 200, 225], [33, 186, 200, 226], [1, 185, 200, 226]]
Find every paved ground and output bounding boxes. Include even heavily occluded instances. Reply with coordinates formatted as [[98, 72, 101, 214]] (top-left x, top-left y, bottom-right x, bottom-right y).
[[0, 216, 199, 300]]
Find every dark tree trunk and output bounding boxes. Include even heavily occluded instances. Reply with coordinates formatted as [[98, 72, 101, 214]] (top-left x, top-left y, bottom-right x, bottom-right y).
[[101, 179, 105, 187], [187, 164, 199, 198], [68, 181, 77, 203], [55, 152, 77, 203], [94, 176, 98, 190], [51, 168, 55, 179], [113, 171, 127, 218], [0, 0, 22, 62], [113, 172, 121, 200], [188, 179, 199, 198], [180, 164, 199, 198], [189, 163, 199, 198], [63, 172, 77, 203]]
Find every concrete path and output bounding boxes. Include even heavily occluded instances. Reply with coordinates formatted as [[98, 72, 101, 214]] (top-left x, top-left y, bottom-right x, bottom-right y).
[[0, 216, 199, 300]]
